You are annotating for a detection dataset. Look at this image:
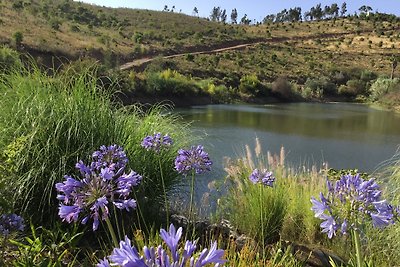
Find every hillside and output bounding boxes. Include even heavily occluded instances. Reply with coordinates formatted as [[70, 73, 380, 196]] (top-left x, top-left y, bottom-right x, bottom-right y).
[[1, 0, 400, 107], [0, 0, 259, 60]]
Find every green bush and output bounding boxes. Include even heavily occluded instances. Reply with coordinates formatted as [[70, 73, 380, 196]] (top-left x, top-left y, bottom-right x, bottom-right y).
[[369, 77, 400, 100], [338, 79, 366, 96], [220, 161, 288, 243], [360, 70, 377, 82], [304, 77, 337, 96], [0, 65, 190, 225], [146, 69, 199, 96], [218, 142, 324, 246], [0, 46, 22, 73], [13, 31, 23, 46], [198, 80, 230, 103], [239, 74, 263, 96]]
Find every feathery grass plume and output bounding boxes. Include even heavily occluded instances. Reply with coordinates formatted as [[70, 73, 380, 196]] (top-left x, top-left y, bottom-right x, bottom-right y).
[[0, 63, 191, 225], [219, 140, 332, 249]]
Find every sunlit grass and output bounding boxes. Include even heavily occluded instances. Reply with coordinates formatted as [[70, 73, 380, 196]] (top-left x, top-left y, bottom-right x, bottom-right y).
[[0, 65, 191, 226]]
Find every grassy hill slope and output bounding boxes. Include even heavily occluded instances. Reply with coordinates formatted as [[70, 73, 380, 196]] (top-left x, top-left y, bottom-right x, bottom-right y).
[[1, 0, 400, 107]]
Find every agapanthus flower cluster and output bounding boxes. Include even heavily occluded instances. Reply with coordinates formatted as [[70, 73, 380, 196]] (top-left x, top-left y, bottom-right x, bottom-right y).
[[98, 224, 226, 267], [311, 173, 397, 239], [55, 145, 142, 231], [141, 133, 173, 153], [175, 145, 212, 175], [0, 213, 25, 236], [249, 169, 275, 187]]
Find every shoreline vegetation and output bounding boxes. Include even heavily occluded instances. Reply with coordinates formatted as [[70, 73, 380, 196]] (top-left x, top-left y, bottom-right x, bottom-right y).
[[0, 0, 400, 265], [0, 55, 399, 267]]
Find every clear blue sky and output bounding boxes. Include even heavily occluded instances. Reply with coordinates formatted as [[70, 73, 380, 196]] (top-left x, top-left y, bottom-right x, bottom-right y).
[[76, 0, 400, 22]]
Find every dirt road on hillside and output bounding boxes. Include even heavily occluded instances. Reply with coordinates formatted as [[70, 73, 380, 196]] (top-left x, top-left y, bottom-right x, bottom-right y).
[[119, 27, 399, 71]]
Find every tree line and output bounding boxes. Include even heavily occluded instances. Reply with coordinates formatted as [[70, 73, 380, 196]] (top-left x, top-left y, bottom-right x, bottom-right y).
[[193, 2, 398, 25]]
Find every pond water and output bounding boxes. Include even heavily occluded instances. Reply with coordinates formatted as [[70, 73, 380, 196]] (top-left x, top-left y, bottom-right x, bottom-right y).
[[176, 103, 400, 205]]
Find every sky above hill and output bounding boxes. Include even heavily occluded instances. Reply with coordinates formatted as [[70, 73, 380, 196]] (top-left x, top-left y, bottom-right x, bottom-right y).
[[76, 0, 400, 22]]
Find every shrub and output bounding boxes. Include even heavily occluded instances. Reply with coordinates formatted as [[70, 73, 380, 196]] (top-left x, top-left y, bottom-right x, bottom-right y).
[[0, 46, 22, 73], [304, 77, 337, 96], [271, 77, 293, 99], [360, 70, 377, 82], [338, 79, 366, 96], [239, 74, 263, 96], [0, 65, 190, 225], [146, 69, 199, 96], [50, 18, 61, 30], [13, 31, 23, 47], [200, 80, 230, 103], [369, 77, 400, 100]]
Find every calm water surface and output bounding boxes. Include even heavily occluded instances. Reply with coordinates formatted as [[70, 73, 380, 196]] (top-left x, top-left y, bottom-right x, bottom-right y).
[[176, 103, 400, 199]]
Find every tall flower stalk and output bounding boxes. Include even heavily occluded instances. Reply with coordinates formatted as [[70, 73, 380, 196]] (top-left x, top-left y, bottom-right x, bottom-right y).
[[55, 145, 142, 247], [175, 145, 212, 238], [141, 133, 173, 225], [249, 169, 275, 260], [311, 173, 398, 267]]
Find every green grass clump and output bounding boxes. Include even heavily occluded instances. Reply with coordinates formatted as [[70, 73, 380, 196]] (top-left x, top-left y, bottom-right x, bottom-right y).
[[218, 141, 324, 245], [217, 139, 351, 260], [363, 153, 400, 266], [0, 65, 190, 225]]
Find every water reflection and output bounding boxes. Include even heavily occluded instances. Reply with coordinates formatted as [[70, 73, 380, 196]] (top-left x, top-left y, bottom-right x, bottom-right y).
[[177, 103, 400, 174]]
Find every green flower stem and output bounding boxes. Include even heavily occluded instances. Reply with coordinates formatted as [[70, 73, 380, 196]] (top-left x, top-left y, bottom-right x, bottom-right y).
[[352, 229, 363, 267], [159, 158, 169, 226], [189, 170, 196, 238], [103, 208, 119, 248], [259, 184, 265, 261]]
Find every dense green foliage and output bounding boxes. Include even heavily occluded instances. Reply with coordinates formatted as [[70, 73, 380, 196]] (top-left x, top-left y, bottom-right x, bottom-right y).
[[0, 64, 190, 225]]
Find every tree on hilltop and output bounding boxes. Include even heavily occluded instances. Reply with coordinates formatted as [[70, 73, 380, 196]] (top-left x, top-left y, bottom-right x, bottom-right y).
[[240, 14, 251, 25], [340, 2, 347, 17], [193, 7, 198, 17], [358, 5, 372, 15], [221, 9, 227, 23], [210, 6, 222, 22], [231, 8, 238, 24]]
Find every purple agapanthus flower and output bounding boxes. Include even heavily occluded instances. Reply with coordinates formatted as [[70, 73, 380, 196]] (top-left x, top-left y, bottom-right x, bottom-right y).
[[311, 173, 395, 239], [55, 145, 142, 231], [92, 145, 128, 172], [0, 213, 25, 236], [141, 133, 173, 153], [249, 169, 275, 187], [175, 145, 212, 175], [99, 223, 226, 267]]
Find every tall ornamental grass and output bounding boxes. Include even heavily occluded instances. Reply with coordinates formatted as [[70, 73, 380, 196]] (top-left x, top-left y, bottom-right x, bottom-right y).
[[0, 65, 190, 225], [218, 139, 340, 251]]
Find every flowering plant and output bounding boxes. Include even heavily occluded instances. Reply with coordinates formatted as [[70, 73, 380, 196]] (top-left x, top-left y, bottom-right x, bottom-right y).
[[174, 145, 212, 175], [55, 145, 142, 232], [0, 213, 24, 236], [311, 172, 399, 267], [249, 169, 275, 187], [141, 133, 173, 153], [311, 173, 397, 238], [98, 223, 226, 267]]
